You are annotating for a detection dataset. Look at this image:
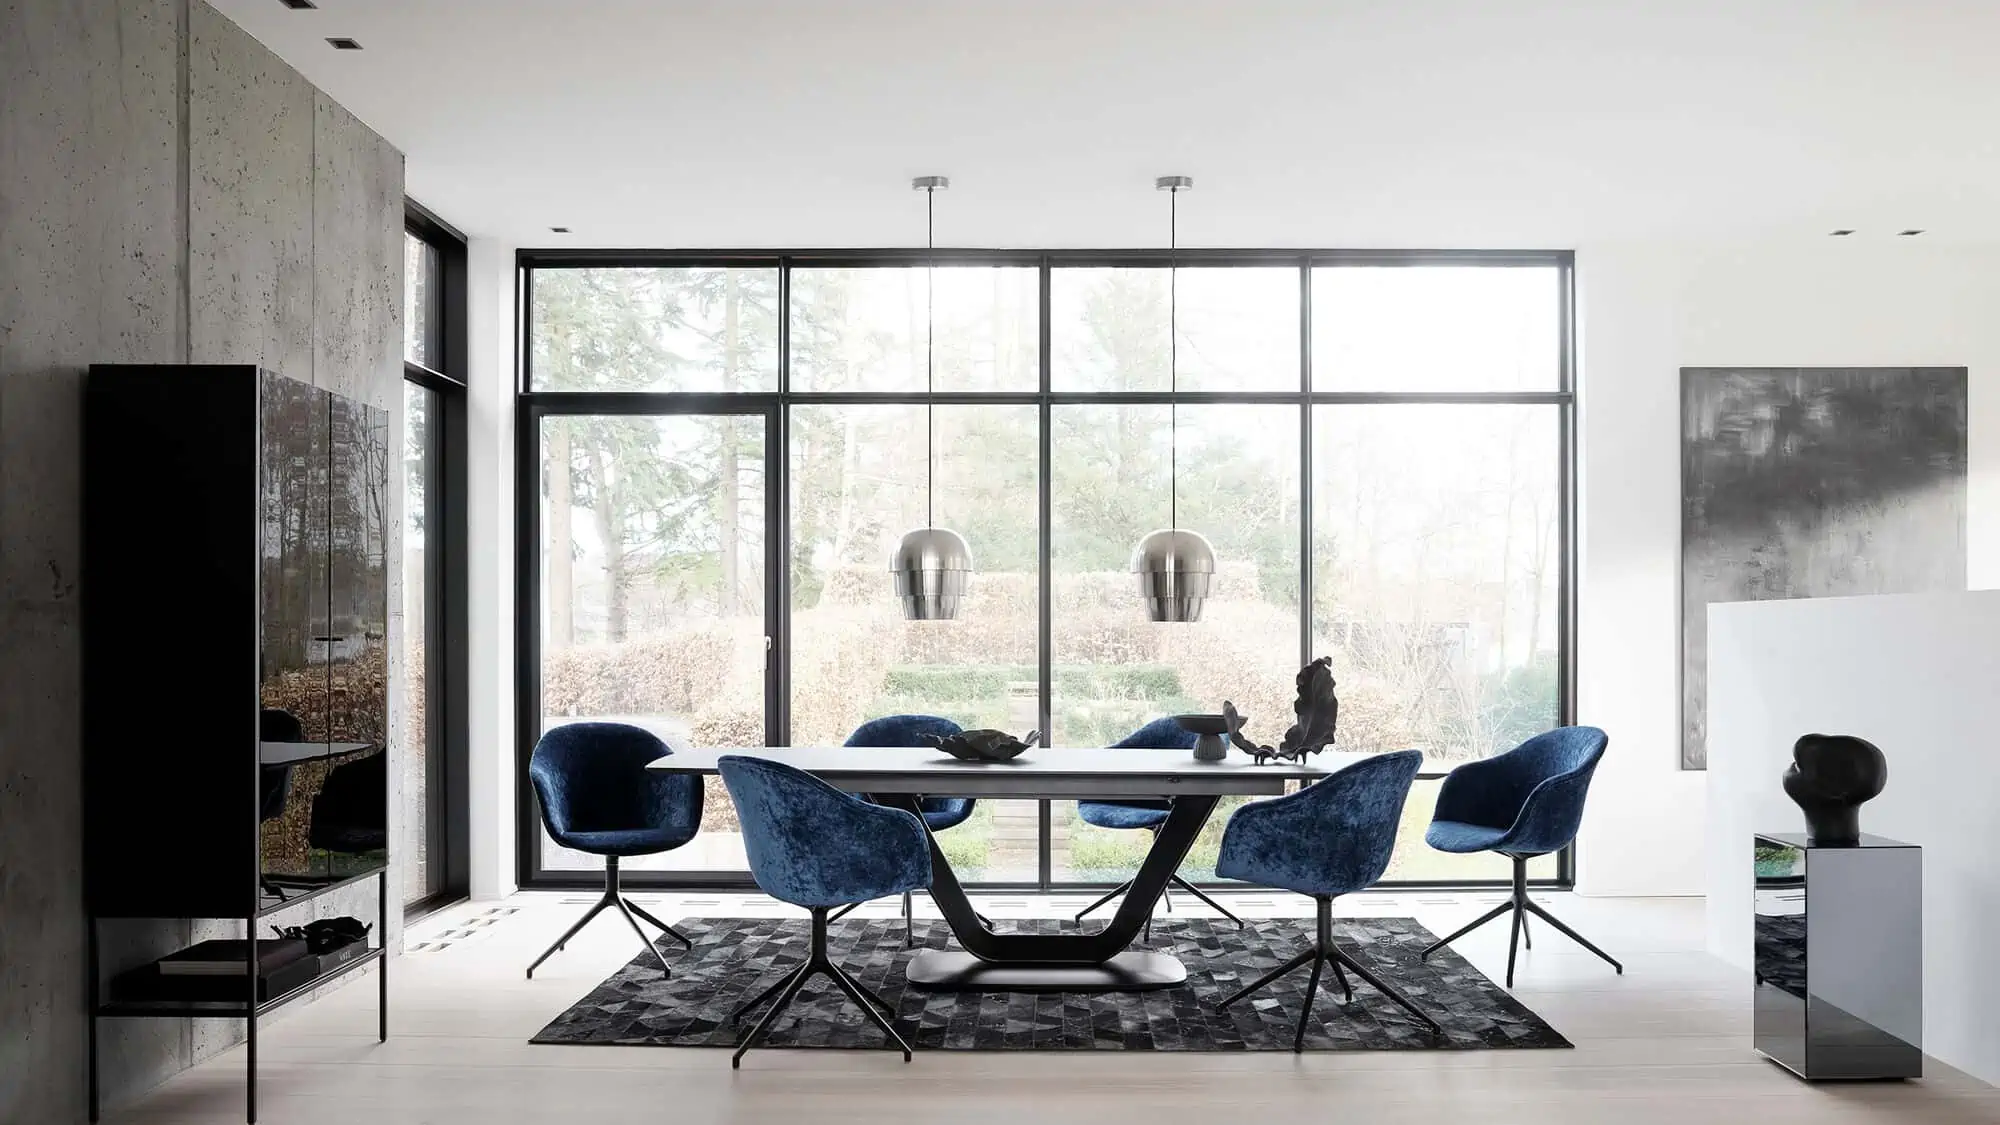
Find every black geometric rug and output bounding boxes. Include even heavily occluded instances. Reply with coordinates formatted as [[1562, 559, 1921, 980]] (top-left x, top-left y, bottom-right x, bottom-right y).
[[531, 916, 1571, 1052]]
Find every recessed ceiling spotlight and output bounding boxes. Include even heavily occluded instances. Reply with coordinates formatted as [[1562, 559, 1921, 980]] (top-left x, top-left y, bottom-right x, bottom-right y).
[[281, 0, 318, 10], [1829, 229, 1855, 236], [326, 37, 363, 50], [550, 227, 572, 234], [1898, 229, 1925, 237]]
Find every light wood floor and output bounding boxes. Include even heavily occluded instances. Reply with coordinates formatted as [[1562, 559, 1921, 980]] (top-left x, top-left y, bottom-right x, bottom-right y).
[[106, 890, 1999, 1125]]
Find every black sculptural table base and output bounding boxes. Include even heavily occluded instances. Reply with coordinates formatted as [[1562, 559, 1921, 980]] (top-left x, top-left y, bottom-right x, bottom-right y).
[[904, 950, 1187, 991], [880, 794, 1219, 993]]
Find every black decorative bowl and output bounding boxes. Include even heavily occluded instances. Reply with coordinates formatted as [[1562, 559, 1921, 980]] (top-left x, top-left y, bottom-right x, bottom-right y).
[[926, 729, 1039, 763]]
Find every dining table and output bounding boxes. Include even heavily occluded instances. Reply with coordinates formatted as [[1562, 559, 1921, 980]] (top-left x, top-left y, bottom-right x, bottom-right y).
[[648, 744, 1429, 993]]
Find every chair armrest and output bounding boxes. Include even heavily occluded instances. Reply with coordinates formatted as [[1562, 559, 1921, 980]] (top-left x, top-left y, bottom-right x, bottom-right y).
[[1503, 769, 1595, 854], [1433, 754, 1521, 827]]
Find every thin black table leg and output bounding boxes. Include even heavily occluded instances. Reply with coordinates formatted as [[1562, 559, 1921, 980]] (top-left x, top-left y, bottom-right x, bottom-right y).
[[378, 869, 389, 1042]]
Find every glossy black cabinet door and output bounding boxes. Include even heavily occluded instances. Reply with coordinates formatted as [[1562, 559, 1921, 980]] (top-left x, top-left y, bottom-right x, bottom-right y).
[[258, 373, 330, 892], [87, 365, 392, 919], [317, 397, 391, 873]]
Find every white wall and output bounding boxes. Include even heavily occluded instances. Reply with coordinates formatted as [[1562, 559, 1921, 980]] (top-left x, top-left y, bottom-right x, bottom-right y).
[[466, 238, 518, 899], [1705, 592, 2000, 1085], [1573, 238, 2000, 896]]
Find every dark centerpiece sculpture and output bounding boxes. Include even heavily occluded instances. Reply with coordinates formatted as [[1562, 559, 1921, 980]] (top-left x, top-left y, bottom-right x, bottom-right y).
[[925, 728, 1038, 763], [1173, 714, 1234, 761], [1225, 656, 1341, 765], [1782, 733, 1887, 847]]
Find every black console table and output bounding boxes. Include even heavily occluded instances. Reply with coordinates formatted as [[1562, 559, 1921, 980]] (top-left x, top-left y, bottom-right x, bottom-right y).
[[1753, 832, 1922, 1080]]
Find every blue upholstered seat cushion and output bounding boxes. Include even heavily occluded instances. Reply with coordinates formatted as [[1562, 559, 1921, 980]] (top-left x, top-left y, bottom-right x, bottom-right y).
[[1077, 801, 1171, 830], [1424, 726, 1609, 857], [1422, 819, 1511, 854], [719, 754, 932, 909], [528, 722, 703, 857], [1215, 750, 1424, 897], [848, 714, 977, 831], [1075, 716, 1196, 831]]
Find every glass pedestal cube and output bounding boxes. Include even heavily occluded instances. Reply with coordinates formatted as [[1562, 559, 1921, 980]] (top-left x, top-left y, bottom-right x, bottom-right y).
[[1753, 832, 1922, 1080]]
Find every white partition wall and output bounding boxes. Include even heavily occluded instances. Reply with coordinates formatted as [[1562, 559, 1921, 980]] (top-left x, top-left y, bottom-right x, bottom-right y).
[[1706, 591, 2000, 1085]]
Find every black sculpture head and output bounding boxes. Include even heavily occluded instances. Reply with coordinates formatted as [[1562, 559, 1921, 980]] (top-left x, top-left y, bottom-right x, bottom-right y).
[[1782, 733, 1887, 847]]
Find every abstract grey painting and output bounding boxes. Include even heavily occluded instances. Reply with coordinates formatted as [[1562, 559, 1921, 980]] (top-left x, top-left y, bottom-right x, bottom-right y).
[[1681, 367, 1966, 770]]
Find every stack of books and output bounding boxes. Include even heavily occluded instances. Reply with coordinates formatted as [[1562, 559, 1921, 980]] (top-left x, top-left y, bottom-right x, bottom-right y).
[[116, 939, 318, 1004]]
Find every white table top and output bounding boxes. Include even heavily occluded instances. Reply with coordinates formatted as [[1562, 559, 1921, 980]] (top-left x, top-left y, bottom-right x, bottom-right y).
[[646, 745, 1435, 798]]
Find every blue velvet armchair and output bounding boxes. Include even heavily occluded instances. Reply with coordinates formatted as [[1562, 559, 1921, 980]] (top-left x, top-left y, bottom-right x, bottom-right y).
[[718, 754, 931, 1067], [838, 715, 974, 946], [525, 722, 703, 979], [1073, 717, 1244, 934], [1420, 725, 1620, 987], [1212, 750, 1441, 1049]]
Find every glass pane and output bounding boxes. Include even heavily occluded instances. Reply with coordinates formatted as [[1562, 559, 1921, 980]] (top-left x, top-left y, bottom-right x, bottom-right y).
[[403, 233, 436, 367], [530, 267, 780, 392], [1311, 403, 1560, 880], [1049, 403, 1301, 883], [788, 403, 1040, 882], [537, 413, 768, 873], [790, 266, 1038, 393], [1051, 266, 1299, 392], [1312, 266, 1561, 391], [401, 382, 435, 905]]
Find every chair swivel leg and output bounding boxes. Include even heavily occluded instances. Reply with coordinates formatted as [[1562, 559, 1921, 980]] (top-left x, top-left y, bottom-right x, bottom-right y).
[[622, 897, 694, 950], [526, 857, 677, 979], [1217, 897, 1441, 1050], [732, 907, 913, 1068], [525, 896, 613, 979], [1419, 855, 1620, 988]]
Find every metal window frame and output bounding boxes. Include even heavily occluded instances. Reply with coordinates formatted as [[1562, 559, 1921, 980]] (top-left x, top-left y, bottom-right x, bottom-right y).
[[512, 247, 1577, 893], [401, 200, 472, 917]]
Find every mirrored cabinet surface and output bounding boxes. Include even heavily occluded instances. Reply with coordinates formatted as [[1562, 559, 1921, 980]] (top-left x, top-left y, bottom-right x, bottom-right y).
[[1752, 832, 1922, 1081]]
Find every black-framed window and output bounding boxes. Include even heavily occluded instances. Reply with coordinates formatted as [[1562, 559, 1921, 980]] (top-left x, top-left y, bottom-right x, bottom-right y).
[[402, 200, 470, 916], [514, 249, 1574, 892]]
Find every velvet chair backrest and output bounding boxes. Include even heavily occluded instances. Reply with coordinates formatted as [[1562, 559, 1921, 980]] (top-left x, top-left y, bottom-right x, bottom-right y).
[[1437, 726, 1608, 854], [1110, 716, 1197, 750], [1215, 750, 1423, 897], [529, 722, 700, 841], [1500, 726, 1608, 853], [845, 714, 963, 748], [718, 754, 932, 909]]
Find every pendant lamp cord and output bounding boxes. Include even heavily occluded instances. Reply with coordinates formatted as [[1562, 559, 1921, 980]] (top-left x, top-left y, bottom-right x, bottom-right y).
[[926, 184, 937, 529], [1168, 184, 1179, 533]]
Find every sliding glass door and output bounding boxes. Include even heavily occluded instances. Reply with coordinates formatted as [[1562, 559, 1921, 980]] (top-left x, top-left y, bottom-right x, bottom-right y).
[[532, 406, 774, 877]]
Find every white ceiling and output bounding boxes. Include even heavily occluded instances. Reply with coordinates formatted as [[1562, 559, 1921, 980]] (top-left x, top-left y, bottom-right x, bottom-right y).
[[211, 0, 2000, 248]]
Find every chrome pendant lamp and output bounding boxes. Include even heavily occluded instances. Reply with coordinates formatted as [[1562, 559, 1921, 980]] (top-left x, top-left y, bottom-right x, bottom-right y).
[[1130, 175, 1216, 623], [891, 175, 974, 621]]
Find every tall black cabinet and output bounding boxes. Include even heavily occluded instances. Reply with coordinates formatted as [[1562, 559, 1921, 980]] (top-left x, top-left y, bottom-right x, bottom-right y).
[[85, 365, 391, 1123]]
